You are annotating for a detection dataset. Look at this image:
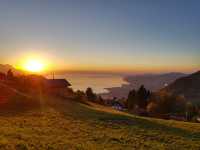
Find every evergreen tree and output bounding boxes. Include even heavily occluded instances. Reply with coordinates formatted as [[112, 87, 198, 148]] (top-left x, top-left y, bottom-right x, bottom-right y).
[[7, 69, 14, 80], [137, 85, 148, 109], [127, 89, 136, 110], [86, 87, 97, 101]]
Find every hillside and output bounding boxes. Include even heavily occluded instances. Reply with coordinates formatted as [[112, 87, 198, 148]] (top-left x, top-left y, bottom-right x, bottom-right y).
[[162, 71, 200, 104], [0, 82, 40, 113], [0, 86, 199, 149]]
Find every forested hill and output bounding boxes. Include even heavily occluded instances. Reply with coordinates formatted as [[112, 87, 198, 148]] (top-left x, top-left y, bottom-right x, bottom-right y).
[[162, 71, 200, 104]]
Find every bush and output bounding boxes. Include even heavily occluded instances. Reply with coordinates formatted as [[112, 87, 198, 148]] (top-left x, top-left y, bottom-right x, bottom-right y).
[[85, 87, 97, 101], [74, 90, 86, 102], [147, 92, 186, 115]]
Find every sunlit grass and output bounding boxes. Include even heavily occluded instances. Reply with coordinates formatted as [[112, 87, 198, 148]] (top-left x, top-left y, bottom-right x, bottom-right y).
[[0, 95, 199, 150]]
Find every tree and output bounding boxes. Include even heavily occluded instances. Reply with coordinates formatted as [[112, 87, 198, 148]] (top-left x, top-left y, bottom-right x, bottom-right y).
[[147, 93, 186, 115], [86, 87, 97, 101], [147, 101, 159, 114], [7, 69, 14, 80], [98, 96, 104, 105], [75, 90, 86, 102], [137, 85, 149, 109], [185, 102, 199, 121], [127, 89, 136, 110]]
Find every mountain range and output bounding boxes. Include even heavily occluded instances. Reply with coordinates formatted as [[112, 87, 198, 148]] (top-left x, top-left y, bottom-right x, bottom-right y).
[[102, 73, 186, 98]]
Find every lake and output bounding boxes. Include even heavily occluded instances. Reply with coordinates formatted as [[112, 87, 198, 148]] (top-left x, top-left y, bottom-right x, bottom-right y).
[[46, 73, 127, 93]]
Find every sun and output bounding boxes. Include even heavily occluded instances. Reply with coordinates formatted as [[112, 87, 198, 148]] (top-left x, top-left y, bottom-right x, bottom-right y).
[[24, 59, 45, 73]]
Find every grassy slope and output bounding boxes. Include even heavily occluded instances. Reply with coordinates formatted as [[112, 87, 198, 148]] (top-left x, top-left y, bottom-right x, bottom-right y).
[[0, 93, 199, 150]]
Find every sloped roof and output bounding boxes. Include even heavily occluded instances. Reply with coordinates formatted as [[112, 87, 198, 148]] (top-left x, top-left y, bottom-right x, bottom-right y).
[[46, 79, 71, 88]]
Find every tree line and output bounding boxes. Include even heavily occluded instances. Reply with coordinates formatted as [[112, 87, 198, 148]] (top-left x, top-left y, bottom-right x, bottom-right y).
[[78, 85, 200, 122]]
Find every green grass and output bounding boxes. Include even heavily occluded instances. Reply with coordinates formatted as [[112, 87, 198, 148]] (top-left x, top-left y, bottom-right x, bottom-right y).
[[0, 95, 199, 150]]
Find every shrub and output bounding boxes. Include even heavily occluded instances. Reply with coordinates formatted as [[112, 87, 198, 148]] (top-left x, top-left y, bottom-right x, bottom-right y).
[[74, 90, 86, 102], [147, 92, 186, 115], [85, 87, 97, 101]]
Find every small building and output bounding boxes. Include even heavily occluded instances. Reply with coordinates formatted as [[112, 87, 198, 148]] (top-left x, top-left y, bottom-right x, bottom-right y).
[[46, 79, 71, 88], [112, 101, 124, 111], [45, 79, 71, 95]]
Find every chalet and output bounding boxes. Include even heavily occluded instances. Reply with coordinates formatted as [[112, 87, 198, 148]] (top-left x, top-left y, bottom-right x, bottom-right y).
[[45, 79, 71, 89], [45, 79, 71, 95]]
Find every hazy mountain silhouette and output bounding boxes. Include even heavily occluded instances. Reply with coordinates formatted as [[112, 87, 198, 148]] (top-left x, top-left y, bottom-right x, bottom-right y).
[[124, 73, 186, 91], [102, 73, 186, 98], [162, 71, 200, 104]]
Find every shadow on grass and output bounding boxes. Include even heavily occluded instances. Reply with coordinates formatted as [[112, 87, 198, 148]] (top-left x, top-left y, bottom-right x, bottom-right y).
[[51, 97, 200, 141], [3, 93, 198, 142], [0, 94, 44, 117]]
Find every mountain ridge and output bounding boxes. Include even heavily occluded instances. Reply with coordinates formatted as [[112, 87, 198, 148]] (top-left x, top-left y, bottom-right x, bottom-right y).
[[101, 72, 186, 98], [162, 70, 200, 103]]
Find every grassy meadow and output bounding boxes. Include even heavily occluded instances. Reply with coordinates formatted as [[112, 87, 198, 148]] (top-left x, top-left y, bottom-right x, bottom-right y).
[[0, 91, 199, 150]]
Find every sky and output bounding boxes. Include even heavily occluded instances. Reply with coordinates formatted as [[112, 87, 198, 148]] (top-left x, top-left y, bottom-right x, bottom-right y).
[[0, 0, 199, 73]]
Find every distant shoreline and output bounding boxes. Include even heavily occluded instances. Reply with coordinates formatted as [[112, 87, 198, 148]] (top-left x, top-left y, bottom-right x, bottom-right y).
[[100, 73, 186, 99]]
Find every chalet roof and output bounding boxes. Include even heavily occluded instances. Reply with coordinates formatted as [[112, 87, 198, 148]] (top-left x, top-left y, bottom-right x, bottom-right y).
[[46, 79, 71, 88]]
